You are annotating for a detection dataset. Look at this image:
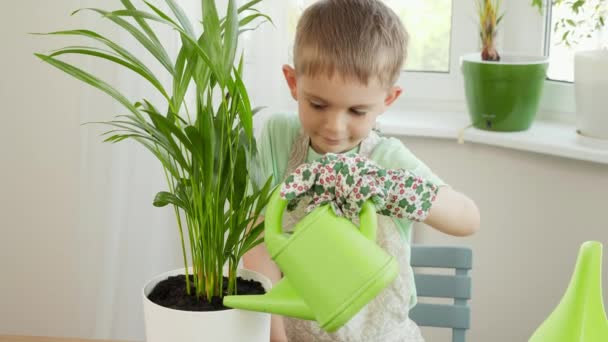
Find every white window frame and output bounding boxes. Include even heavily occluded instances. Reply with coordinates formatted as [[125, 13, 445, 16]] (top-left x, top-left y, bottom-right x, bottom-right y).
[[392, 0, 475, 111], [536, 0, 577, 118]]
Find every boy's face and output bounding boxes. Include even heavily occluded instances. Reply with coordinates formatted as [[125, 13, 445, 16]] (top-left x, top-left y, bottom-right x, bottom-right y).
[[282, 65, 402, 154]]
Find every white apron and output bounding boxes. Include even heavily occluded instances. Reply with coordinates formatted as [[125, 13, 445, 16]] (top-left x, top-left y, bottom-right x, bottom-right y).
[[281, 131, 425, 342]]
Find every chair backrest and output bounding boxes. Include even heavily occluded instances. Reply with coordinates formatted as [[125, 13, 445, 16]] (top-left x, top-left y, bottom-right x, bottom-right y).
[[409, 245, 473, 342]]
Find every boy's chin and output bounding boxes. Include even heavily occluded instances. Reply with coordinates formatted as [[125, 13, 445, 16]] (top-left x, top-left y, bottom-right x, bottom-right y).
[[311, 140, 358, 154]]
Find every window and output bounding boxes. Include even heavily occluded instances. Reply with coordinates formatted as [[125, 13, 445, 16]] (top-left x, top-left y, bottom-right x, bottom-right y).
[[288, 0, 453, 73], [384, 0, 453, 72], [545, 0, 608, 82]]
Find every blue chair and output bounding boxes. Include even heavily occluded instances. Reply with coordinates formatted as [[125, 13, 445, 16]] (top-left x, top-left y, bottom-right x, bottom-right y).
[[409, 245, 473, 342]]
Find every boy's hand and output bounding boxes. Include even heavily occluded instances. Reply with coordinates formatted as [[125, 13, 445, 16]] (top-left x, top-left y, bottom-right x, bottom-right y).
[[280, 153, 439, 222], [281, 153, 385, 219]]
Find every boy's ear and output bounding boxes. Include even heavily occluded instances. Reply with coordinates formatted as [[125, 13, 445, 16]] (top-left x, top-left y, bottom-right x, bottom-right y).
[[384, 86, 403, 107], [282, 64, 298, 101]]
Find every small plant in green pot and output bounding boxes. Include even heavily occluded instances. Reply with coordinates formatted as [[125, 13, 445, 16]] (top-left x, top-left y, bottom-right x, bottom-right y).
[[35, 0, 275, 340], [461, 0, 549, 132]]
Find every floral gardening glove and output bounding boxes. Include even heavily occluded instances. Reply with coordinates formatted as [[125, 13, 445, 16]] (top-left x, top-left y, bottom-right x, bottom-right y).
[[280, 153, 440, 222], [281, 153, 385, 219]]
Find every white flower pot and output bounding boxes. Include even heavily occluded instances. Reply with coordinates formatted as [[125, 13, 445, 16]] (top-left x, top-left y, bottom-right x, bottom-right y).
[[575, 50, 608, 140], [142, 268, 272, 342]]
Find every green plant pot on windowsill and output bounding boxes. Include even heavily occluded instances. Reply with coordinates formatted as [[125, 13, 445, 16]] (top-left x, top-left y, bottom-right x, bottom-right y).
[[461, 53, 549, 132]]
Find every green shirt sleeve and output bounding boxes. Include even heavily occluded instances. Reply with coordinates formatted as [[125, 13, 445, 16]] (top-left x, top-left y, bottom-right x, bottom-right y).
[[370, 136, 446, 187], [250, 113, 301, 191]]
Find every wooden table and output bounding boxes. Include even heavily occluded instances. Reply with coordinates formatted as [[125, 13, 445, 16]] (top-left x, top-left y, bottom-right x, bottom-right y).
[[0, 336, 134, 342]]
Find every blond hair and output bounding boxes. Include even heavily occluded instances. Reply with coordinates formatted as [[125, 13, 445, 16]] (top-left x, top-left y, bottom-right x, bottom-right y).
[[293, 0, 409, 88]]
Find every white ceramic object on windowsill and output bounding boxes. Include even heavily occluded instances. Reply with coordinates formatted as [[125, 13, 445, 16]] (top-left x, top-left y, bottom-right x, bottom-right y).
[[574, 50, 608, 140]]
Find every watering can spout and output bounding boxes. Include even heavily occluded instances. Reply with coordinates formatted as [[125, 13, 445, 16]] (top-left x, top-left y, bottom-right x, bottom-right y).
[[529, 241, 608, 341], [223, 277, 315, 320]]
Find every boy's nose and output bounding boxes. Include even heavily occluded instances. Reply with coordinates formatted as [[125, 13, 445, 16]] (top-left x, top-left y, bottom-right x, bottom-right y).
[[322, 112, 347, 135]]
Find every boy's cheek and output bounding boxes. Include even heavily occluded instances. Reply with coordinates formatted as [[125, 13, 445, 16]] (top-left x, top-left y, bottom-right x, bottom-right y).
[[298, 110, 314, 130]]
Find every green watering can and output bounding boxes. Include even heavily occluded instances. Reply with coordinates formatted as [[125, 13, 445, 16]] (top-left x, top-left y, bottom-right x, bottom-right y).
[[529, 241, 608, 341], [223, 189, 399, 332]]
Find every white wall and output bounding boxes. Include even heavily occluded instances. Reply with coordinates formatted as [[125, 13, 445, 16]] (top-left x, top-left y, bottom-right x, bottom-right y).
[[1, 0, 197, 339], [404, 137, 608, 342], [0, 0, 87, 337]]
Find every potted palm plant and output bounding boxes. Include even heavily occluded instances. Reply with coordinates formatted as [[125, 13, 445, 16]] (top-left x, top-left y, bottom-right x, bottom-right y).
[[533, 0, 608, 140], [461, 0, 549, 131], [35, 0, 275, 340]]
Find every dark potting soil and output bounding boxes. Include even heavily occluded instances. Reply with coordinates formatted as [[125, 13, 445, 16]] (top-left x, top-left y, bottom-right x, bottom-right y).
[[148, 274, 266, 311]]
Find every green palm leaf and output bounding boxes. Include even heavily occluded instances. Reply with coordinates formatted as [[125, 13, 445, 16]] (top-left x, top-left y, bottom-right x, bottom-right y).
[[35, 53, 140, 117], [223, 0, 239, 75], [232, 65, 253, 139], [120, 0, 162, 45], [48, 47, 170, 102], [73, 8, 175, 75], [33, 30, 155, 77], [164, 0, 196, 38]]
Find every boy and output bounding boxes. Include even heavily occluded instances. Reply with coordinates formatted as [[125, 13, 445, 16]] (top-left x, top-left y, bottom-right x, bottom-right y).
[[245, 0, 480, 341]]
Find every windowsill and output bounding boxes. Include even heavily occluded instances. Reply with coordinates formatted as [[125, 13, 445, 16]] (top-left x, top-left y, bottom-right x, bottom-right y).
[[377, 111, 608, 165]]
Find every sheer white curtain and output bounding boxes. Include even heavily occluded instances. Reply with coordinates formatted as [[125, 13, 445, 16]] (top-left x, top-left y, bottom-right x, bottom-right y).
[[242, 0, 299, 132], [76, 0, 295, 340], [77, 0, 184, 340]]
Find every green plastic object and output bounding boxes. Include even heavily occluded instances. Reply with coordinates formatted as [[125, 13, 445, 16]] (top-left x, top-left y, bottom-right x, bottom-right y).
[[223, 188, 399, 332], [529, 241, 608, 341], [461, 53, 549, 132]]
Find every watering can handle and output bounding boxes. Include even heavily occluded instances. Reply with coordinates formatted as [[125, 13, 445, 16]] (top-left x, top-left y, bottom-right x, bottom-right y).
[[264, 187, 378, 245]]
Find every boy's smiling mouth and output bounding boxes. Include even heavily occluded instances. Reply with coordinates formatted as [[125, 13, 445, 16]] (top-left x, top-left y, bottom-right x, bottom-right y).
[[322, 136, 343, 145]]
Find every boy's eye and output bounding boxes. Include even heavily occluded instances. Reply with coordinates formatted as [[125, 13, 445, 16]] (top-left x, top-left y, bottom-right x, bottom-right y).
[[309, 101, 366, 116], [350, 109, 366, 116], [310, 102, 325, 110]]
